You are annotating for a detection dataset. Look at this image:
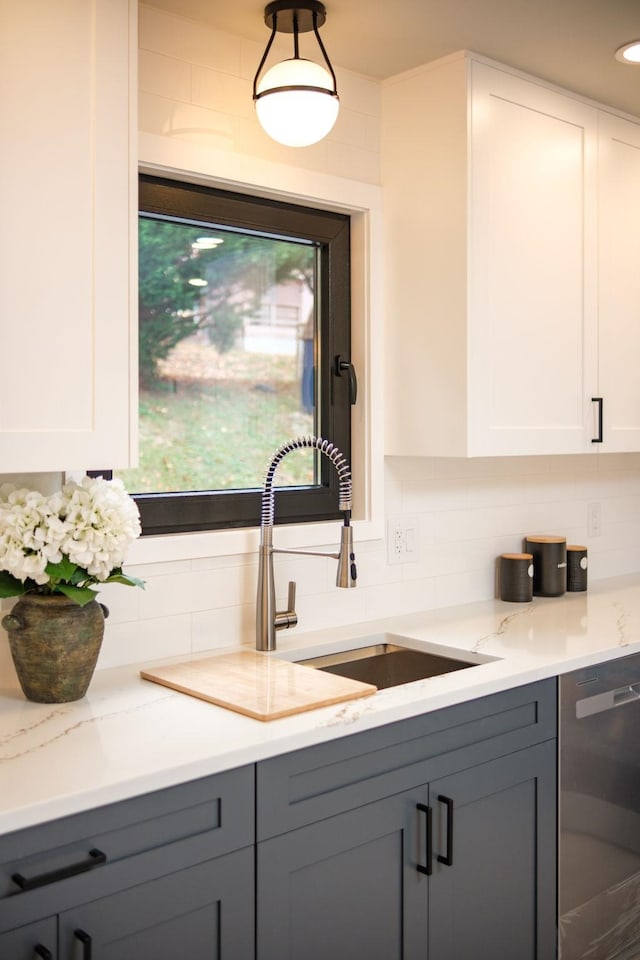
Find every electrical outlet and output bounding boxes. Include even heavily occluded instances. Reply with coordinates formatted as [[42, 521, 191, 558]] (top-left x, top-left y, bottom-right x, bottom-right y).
[[588, 501, 602, 538], [387, 516, 420, 565]]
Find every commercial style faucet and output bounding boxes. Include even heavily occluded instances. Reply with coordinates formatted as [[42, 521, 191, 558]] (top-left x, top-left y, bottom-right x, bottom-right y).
[[256, 436, 357, 652]]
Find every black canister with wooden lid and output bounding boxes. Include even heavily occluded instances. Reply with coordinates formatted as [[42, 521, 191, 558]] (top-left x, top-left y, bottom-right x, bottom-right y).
[[524, 535, 567, 596], [499, 553, 534, 602], [567, 545, 588, 592]]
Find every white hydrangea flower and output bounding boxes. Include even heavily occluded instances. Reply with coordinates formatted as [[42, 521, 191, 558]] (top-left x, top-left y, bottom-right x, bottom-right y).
[[56, 477, 142, 582], [0, 476, 141, 590]]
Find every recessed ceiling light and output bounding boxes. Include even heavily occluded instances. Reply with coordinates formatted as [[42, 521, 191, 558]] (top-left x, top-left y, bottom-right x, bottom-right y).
[[615, 41, 640, 64]]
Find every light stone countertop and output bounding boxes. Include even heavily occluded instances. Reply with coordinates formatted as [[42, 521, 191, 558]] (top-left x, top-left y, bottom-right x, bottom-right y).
[[1, 572, 640, 836]]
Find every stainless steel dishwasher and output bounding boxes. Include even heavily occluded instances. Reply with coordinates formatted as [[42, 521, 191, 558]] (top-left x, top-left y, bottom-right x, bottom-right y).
[[559, 651, 640, 960]]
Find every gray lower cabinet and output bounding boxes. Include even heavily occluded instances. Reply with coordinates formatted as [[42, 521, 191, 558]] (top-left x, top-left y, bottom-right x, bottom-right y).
[[0, 766, 254, 960], [428, 741, 557, 960], [0, 917, 56, 958], [58, 847, 253, 959], [258, 788, 429, 959], [257, 679, 557, 960], [0, 680, 558, 960]]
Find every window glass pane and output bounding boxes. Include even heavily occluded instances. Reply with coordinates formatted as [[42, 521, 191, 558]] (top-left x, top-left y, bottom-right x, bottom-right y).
[[117, 214, 321, 496]]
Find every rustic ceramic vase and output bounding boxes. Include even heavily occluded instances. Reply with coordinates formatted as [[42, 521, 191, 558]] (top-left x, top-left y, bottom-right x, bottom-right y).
[[2, 594, 108, 703]]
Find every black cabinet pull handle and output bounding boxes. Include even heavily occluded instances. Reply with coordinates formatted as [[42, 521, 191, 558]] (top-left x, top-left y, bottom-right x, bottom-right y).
[[416, 802, 432, 876], [12, 848, 107, 891], [74, 929, 92, 959], [34, 947, 53, 959], [437, 795, 454, 866], [335, 356, 358, 405], [591, 397, 604, 443]]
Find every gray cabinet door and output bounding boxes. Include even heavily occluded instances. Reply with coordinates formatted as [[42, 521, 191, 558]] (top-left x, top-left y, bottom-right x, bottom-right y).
[[257, 789, 429, 960], [0, 917, 57, 959], [428, 740, 557, 960], [58, 846, 253, 960]]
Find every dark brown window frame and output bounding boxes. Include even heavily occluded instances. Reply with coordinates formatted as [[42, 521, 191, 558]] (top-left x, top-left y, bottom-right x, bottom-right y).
[[133, 174, 353, 537]]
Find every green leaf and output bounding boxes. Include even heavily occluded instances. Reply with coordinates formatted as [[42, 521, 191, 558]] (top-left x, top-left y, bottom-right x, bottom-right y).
[[104, 571, 146, 590], [45, 556, 79, 582], [56, 583, 98, 607], [0, 570, 25, 598]]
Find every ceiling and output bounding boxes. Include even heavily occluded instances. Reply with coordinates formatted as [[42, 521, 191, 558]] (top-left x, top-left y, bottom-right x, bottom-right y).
[[146, 0, 640, 117]]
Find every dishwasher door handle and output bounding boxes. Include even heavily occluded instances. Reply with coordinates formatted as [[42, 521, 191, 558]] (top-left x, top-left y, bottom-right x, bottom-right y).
[[576, 682, 640, 719]]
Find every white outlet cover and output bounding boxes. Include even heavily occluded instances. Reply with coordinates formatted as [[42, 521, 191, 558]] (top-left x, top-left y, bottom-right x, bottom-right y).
[[387, 516, 420, 565]]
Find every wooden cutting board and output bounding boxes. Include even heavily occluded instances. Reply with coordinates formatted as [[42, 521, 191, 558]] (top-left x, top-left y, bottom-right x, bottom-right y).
[[140, 651, 377, 721]]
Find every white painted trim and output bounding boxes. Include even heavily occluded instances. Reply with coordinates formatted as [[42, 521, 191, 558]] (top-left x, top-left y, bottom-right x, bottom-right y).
[[130, 133, 385, 564]]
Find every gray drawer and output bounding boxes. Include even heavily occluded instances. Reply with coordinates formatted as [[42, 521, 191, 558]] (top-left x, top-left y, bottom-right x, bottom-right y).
[[0, 765, 254, 917], [257, 679, 556, 839]]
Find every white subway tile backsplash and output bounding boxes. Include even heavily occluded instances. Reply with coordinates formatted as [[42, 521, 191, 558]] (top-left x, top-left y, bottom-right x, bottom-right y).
[[333, 68, 380, 117], [192, 604, 256, 652], [189, 562, 257, 612], [139, 49, 191, 102], [296, 586, 368, 633], [191, 67, 253, 119], [364, 114, 382, 154], [91, 452, 640, 669], [99, 614, 192, 669], [326, 140, 381, 184], [363, 576, 435, 622], [403, 478, 468, 512], [140, 6, 242, 76], [328, 107, 368, 150], [139, 91, 238, 148]]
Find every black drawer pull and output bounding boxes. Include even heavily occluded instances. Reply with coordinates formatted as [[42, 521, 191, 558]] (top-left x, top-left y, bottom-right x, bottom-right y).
[[12, 848, 107, 891], [437, 795, 454, 866], [416, 802, 432, 876], [34, 947, 53, 959], [74, 929, 92, 959]]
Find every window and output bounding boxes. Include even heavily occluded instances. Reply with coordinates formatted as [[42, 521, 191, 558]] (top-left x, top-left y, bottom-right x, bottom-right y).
[[115, 175, 353, 536]]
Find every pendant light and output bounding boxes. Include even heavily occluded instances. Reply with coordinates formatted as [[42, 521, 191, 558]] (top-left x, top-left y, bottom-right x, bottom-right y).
[[253, 0, 339, 148]]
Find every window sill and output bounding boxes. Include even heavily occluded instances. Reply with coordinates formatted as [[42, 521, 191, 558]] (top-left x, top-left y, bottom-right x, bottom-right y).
[[127, 515, 383, 566]]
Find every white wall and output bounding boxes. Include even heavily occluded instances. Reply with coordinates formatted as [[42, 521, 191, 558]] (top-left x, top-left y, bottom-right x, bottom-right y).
[[3, 6, 640, 681]]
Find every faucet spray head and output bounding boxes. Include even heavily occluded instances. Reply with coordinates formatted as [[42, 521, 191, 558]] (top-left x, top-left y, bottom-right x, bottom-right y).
[[336, 515, 357, 588]]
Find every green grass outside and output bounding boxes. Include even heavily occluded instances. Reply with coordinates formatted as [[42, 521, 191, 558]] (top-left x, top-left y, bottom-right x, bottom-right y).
[[116, 341, 315, 495]]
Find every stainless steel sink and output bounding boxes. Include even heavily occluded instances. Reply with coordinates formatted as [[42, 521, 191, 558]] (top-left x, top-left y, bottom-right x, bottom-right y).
[[289, 633, 495, 690]]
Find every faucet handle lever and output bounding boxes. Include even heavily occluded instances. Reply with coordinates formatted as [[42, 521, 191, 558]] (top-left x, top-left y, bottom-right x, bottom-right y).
[[287, 580, 296, 614], [275, 581, 298, 632]]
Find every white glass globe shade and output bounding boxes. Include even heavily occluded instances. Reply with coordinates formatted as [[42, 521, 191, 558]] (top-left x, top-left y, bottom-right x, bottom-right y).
[[256, 58, 339, 147]]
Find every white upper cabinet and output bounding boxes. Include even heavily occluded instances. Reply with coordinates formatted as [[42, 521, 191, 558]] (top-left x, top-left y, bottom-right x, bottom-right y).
[[382, 52, 639, 457], [0, 0, 137, 472], [597, 112, 640, 452]]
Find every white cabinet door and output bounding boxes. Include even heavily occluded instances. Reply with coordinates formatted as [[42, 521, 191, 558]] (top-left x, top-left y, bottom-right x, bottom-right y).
[[383, 54, 601, 458], [597, 112, 640, 452], [468, 62, 599, 456], [0, 0, 136, 472]]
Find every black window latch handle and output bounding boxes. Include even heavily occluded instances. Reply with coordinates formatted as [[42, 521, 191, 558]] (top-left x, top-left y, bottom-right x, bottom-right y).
[[335, 356, 358, 405]]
